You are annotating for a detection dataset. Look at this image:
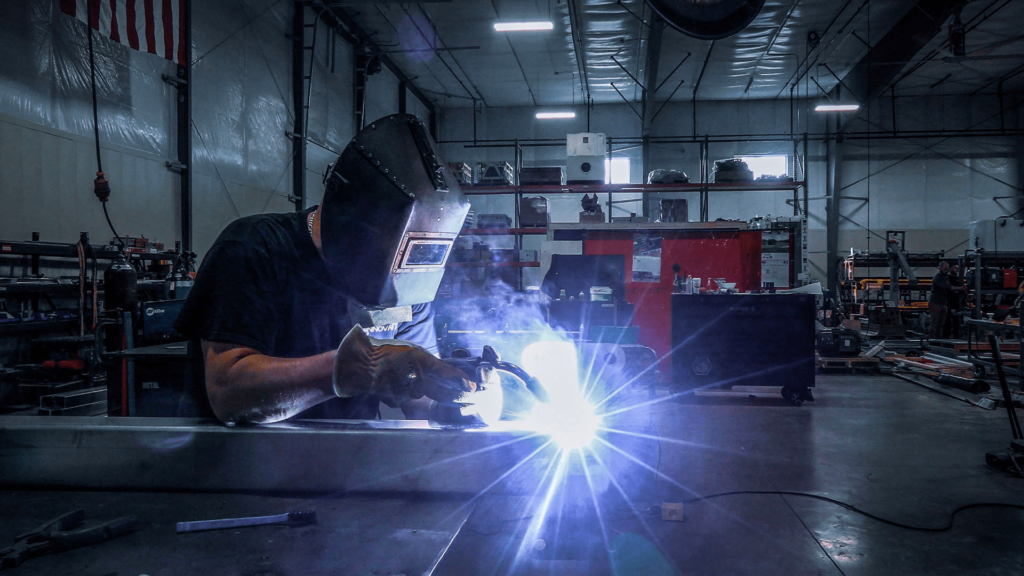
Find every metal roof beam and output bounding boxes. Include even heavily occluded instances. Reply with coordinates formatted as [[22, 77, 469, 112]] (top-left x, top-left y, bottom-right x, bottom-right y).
[[319, 5, 436, 115], [640, 14, 665, 216], [567, 0, 591, 102], [830, 0, 969, 126]]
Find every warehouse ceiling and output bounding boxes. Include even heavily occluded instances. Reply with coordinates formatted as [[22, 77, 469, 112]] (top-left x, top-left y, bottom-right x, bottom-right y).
[[332, 0, 1024, 109]]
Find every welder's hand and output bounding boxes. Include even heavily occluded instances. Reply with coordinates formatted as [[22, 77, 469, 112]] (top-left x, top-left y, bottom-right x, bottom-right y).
[[333, 325, 478, 408]]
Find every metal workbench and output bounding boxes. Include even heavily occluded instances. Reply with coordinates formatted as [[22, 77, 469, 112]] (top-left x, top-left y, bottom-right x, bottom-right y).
[[0, 416, 556, 494], [964, 317, 1023, 384], [0, 402, 657, 574]]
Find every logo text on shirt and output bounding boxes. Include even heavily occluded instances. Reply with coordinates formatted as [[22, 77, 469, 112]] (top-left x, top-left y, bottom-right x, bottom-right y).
[[365, 323, 399, 334]]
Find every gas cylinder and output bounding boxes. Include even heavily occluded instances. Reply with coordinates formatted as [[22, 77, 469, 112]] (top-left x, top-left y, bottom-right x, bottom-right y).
[[104, 253, 137, 312]]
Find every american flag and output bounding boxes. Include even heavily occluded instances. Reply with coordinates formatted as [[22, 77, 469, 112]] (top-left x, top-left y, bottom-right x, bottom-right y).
[[59, 0, 187, 65]]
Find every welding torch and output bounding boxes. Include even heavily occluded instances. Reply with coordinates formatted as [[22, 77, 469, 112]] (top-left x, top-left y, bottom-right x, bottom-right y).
[[443, 346, 551, 404], [430, 345, 551, 426]]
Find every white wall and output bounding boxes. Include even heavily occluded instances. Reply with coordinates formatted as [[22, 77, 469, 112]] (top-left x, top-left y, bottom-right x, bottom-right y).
[[0, 0, 179, 250], [0, 113, 180, 250], [0, 0, 380, 261]]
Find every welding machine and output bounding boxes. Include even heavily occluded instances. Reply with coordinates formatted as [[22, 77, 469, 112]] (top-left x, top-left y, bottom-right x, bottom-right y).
[[816, 328, 862, 357], [671, 293, 815, 403]]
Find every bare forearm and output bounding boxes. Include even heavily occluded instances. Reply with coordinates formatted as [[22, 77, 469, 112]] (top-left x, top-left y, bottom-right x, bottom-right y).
[[203, 341, 335, 425]]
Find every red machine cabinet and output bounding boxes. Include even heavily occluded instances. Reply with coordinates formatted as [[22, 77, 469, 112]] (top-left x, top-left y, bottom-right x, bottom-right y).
[[584, 228, 762, 381]]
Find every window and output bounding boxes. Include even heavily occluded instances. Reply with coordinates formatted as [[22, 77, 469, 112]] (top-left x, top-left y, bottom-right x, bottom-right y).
[[736, 155, 788, 179], [604, 157, 630, 184]]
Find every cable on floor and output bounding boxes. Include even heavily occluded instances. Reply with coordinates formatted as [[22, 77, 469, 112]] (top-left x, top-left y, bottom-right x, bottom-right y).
[[678, 490, 1024, 532], [459, 491, 1024, 536]]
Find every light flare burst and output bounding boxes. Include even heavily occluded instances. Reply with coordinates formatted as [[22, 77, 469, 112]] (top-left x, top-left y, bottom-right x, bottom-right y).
[[429, 308, 802, 574], [521, 341, 602, 451]]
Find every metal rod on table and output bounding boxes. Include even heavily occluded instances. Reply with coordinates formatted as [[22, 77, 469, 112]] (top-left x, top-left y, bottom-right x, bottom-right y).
[[988, 334, 1023, 440]]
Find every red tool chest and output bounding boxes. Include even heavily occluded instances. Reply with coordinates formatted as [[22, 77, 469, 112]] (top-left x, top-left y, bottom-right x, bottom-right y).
[[584, 229, 762, 381]]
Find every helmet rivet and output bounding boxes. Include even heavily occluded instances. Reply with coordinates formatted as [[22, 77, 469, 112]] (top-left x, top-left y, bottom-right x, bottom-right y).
[[383, 168, 389, 174]]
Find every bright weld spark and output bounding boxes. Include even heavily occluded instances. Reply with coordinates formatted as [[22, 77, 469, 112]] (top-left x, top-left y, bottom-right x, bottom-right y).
[[509, 451, 570, 569], [579, 450, 612, 552], [587, 447, 657, 537], [598, 425, 792, 463], [521, 341, 602, 451], [593, 305, 739, 410], [432, 438, 557, 530], [601, 356, 811, 419], [344, 432, 544, 492], [593, 436, 794, 547], [593, 436, 704, 500]]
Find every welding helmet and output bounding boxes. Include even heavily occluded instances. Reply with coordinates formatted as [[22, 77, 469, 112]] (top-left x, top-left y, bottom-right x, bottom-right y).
[[320, 114, 470, 308]]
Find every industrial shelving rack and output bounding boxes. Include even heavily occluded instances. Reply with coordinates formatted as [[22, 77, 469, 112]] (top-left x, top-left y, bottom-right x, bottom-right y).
[[450, 139, 809, 288], [457, 181, 806, 288], [959, 251, 1024, 319], [957, 251, 1024, 385], [965, 317, 1024, 384], [0, 234, 181, 334]]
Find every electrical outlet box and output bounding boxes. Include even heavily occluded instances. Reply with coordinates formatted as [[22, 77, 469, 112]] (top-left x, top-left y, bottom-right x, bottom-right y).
[[661, 502, 684, 522]]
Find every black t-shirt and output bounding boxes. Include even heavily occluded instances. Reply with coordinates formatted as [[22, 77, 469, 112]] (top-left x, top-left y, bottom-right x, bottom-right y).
[[942, 272, 958, 307], [929, 272, 953, 305], [173, 206, 438, 419]]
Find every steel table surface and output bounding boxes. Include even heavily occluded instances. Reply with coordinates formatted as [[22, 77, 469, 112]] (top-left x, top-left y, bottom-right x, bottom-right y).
[[0, 488, 474, 575]]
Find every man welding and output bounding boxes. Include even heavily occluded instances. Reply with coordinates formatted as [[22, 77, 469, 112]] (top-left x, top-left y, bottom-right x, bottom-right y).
[[173, 115, 481, 424]]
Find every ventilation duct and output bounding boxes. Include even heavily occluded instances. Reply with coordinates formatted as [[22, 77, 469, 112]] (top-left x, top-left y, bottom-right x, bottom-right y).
[[645, 0, 767, 40]]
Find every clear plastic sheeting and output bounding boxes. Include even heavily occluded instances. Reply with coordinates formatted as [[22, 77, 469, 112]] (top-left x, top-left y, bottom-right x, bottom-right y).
[[364, 68, 400, 129], [656, 0, 920, 101], [187, 0, 296, 255], [304, 15, 355, 205], [0, 0, 174, 157], [189, 1, 375, 253], [305, 18, 354, 159], [340, 1, 579, 108], [190, 0, 293, 205], [574, 0, 646, 104]]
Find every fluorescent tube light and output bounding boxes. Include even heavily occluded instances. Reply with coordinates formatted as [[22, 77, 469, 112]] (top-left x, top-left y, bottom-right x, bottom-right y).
[[536, 112, 576, 119], [494, 21, 554, 32], [815, 104, 860, 112]]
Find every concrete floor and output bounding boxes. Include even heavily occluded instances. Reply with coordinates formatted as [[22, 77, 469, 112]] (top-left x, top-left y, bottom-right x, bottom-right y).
[[642, 374, 1024, 576], [1, 373, 1022, 575]]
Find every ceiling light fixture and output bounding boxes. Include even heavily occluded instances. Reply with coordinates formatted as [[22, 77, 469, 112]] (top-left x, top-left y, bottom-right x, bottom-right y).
[[494, 21, 554, 32], [815, 104, 860, 112], [536, 112, 576, 119]]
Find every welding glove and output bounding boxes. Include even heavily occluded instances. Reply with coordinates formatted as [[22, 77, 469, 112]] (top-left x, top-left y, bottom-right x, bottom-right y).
[[333, 325, 481, 409]]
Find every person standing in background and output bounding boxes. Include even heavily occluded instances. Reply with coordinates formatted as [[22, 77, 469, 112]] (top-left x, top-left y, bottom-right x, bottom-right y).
[[944, 263, 964, 339], [929, 261, 953, 342]]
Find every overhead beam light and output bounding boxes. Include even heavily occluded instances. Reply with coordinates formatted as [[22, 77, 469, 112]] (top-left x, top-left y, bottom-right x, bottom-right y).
[[536, 112, 576, 119], [815, 104, 860, 112], [494, 21, 554, 32]]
